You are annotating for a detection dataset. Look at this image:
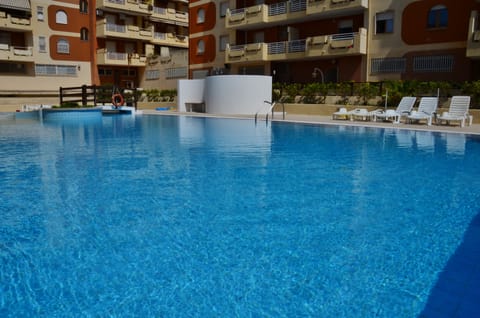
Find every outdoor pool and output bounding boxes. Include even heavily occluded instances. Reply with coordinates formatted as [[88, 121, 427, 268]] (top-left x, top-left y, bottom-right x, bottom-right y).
[[1, 114, 479, 317]]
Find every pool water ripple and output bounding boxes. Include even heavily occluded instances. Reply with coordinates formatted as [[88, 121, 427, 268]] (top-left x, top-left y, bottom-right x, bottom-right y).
[[1, 115, 480, 317]]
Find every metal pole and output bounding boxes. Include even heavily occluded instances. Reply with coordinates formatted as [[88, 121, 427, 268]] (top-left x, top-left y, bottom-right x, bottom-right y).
[[385, 89, 388, 111]]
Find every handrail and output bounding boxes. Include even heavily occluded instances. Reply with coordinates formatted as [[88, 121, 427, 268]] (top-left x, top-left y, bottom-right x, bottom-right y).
[[265, 101, 276, 123], [255, 100, 271, 123], [255, 100, 285, 124]]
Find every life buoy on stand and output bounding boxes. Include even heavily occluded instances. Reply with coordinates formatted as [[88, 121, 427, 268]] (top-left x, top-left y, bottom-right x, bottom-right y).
[[112, 93, 124, 108]]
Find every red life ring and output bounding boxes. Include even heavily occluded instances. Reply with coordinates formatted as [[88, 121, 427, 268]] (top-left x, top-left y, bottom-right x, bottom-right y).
[[112, 94, 124, 107]]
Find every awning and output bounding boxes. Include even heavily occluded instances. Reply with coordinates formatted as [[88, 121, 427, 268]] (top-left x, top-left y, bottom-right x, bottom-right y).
[[0, 0, 31, 12]]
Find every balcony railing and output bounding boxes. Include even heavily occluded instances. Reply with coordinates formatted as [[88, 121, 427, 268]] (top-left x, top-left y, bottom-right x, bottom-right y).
[[152, 32, 188, 48], [227, 0, 367, 29], [97, 20, 154, 40], [97, 0, 152, 14], [151, 6, 188, 26], [306, 0, 368, 16], [0, 11, 32, 31], [106, 23, 126, 33], [0, 45, 34, 62], [225, 28, 366, 64], [96, 49, 147, 66], [467, 11, 480, 58]]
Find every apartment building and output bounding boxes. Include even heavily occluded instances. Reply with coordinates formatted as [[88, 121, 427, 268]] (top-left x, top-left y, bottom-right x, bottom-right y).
[[188, 0, 480, 83], [0, 0, 189, 96], [95, 0, 189, 90], [0, 0, 94, 92]]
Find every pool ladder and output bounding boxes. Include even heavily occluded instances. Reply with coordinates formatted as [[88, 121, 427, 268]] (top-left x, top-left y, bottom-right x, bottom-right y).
[[255, 101, 285, 124]]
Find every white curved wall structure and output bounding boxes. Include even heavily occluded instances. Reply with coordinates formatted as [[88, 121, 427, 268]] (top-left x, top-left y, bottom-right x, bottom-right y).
[[178, 75, 272, 115]]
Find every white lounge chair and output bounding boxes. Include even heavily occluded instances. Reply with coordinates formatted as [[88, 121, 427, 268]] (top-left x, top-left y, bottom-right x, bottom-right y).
[[373, 96, 416, 123], [350, 108, 371, 121], [436, 96, 471, 127], [332, 107, 350, 120], [406, 97, 438, 126]]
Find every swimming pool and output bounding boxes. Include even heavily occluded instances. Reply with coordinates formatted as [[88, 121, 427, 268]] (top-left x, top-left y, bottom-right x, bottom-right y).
[[1, 115, 479, 317]]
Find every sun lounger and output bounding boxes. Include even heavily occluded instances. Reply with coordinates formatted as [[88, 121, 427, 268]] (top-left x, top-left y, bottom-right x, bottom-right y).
[[436, 96, 471, 127], [373, 96, 416, 123], [350, 108, 372, 121], [406, 97, 438, 126], [332, 107, 350, 120]]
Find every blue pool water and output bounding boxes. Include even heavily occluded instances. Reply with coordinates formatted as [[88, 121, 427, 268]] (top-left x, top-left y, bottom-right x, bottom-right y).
[[1, 115, 480, 317]]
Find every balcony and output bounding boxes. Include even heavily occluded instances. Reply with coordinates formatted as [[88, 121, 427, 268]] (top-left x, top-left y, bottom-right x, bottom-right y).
[[96, 20, 153, 41], [467, 30, 480, 58], [152, 32, 188, 48], [306, 0, 368, 16], [96, 49, 147, 66], [226, 0, 367, 29], [96, 0, 151, 15], [151, 7, 188, 26], [0, 11, 32, 31], [0, 44, 34, 62], [225, 28, 366, 64], [467, 11, 480, 58]]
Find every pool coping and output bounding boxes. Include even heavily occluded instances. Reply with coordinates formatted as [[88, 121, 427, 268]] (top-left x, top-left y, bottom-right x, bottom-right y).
[[141, 110, 480, 136]]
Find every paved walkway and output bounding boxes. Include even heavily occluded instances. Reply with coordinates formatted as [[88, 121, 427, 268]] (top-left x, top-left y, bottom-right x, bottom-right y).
[[141, 110, 480, 135]]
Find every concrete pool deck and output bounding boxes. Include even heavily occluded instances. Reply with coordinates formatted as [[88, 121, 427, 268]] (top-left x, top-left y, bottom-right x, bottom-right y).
[[142, 110, 480, 135]]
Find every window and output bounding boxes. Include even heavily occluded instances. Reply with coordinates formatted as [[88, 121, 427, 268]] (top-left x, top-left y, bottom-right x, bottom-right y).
[[375, 12, 393, 34], [57, 39, 70, 54], [146, 69, 160, 80], [38, 36, 46, 52], [192, 69, 209, 79], [37, 6, 44, 21], [219, 35, 229, 52], [371, 57, 405, 73], [80, 28, 89, 41], [427, 5, 448, 28], [254, 31, 264, 43], [80, 0, 88, 14], [0, 62, 26, 74], [56, 10, 68, 24], [35, 64, 77, 76], [197, 8, 205, 24], [338, 20, 353, 34], [220, 1, 229, 18], [197, 40, 205, 54], [413, 55, 454, 72], [166, 67, 188, 79], [98, 68, 113, 76], [121, 69, 137, 76], [0, 32, 11, 47]]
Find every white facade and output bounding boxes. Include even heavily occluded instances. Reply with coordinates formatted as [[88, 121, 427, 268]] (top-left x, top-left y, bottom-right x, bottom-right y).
[[178, 75, 272, 115]]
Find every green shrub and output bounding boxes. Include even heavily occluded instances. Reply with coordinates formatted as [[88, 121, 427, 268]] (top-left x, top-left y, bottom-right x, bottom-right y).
[[354, 82, 377, 105], [462, 81, 480, 108]]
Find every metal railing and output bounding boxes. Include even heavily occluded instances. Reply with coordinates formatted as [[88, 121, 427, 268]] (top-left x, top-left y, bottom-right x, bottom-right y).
[[106, 23, 126, 33], [268, 39, 306, 54]]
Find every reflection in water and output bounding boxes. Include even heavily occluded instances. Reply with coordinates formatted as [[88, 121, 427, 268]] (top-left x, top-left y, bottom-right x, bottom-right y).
[[395, 129, 414, 148], [442, 133, 466, 155], [1, 116, 479, 317], [178, 116, 271, 156], [415, 131, 435, 153]]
